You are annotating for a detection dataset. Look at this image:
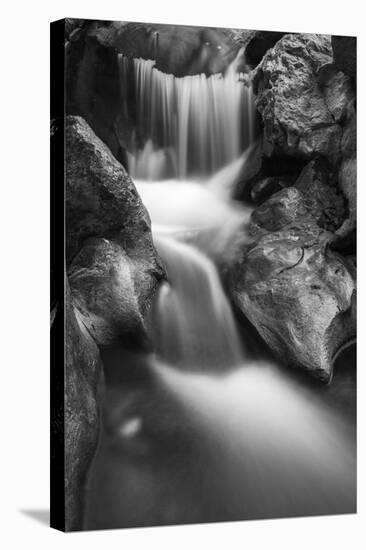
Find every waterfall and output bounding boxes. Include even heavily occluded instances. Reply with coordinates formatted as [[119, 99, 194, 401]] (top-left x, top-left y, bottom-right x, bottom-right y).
[[149, 236, 244, 371], [119, 50, 255, 179], [86, 41, 356, 529]]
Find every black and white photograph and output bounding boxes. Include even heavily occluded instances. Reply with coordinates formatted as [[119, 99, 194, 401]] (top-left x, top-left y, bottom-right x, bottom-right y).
[[3, 3, 364, 548], [50, 18, 357, 532]]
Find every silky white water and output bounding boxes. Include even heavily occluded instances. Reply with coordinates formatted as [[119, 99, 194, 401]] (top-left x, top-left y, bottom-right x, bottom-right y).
[[89, 55, 357, 525], [119, 50, 255, 179], [134, 156, 356, 519], [150, 360, 356, 518]]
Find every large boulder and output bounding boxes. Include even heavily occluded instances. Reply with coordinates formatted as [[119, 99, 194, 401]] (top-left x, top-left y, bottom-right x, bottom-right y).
[[64, 280, 103, 530], [252, 34, 355, 163], [228, 222, 356, 382], [68, 237, 159, 349], [75, 20, 240, 77], [66, 116, 161, 263], [66, 115, 165, 347]]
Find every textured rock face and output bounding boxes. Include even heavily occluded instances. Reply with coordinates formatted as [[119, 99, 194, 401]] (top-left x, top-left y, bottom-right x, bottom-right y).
[[233, 139, 303, 202], [73, 20, 239, 78], [66, 115, 165, 346], [66, 116, 160, 261], [249, 187, 313, 237], [252, 34, 354, 163], [294, 159, 346, 231], [336, 110, 357, 238], [249, 161, 346, 237], [69, 237, 159, 349], [65, 281, 103, 531], [250, 176, 293, 205], [228, 223, 356, 381]]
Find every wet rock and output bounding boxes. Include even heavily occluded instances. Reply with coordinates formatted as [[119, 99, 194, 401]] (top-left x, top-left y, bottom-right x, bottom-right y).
[[331, 35, 356, 80], [69, 237, 158, 349], [64, 280, 103, 530], [233, 139, 306, 203], [336, 110, 356, 239], [65, 115, 162, 269], [252, 34, 354, 164], [294, 159, 346, 231], [249, 187, 313, 237], [322, 68, 355, 122], [250, 176, 293, 204], [66, 115, 165, 346], [233, 140, 264, 201], [91, 21, 240, 77], [228, 223, 356, 381], [249, 162, 346, 239]]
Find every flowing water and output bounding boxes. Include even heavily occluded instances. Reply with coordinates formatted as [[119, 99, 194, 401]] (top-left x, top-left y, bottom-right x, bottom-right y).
[[119, 49, 255, 179], [86, 52, 356, 529]]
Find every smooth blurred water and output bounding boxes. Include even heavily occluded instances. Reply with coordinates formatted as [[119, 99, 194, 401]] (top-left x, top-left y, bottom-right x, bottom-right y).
[[85, 158, 356, 529], [85, 58, 356, 528], [120, 51, 255, 179], [85, 347, 355, 529]]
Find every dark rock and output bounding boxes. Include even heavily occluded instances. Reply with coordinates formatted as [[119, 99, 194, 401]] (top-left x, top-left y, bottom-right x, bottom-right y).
[[248, 161, 346, 238], [244, 31, 286, 68], [233, 140, 264, 201], [228, 222, 356, 381], [66, 35, 128, 165], [249, 187, 313, 237], [322, 68, 355, 122], [91, 21, 240, 77], [69, 237, 159, 349], [66, 115, 165, 348], [250, 176, 293, 204], [233, 138, 306, 203], [336, 109, 356, 239], [294, 159, 346, 231], [65, 116, 162, 271], [331, 35, 356, 80], [64, 280, 103, 530], [65, 18, 85, 38], [252, 34, 354, 164]]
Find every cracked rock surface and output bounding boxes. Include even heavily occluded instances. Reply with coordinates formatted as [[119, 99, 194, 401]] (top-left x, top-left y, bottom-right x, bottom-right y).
[[228, 222, 355, 381]]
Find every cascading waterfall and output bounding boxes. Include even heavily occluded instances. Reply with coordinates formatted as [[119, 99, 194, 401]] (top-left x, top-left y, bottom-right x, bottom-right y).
[[90, 45, 357, 526], [118, 49, 255, 179], [149, 236, 244, 371]]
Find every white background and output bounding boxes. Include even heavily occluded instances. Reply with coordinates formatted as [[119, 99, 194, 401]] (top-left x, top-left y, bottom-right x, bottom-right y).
[[1, 0, 364, 548]]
